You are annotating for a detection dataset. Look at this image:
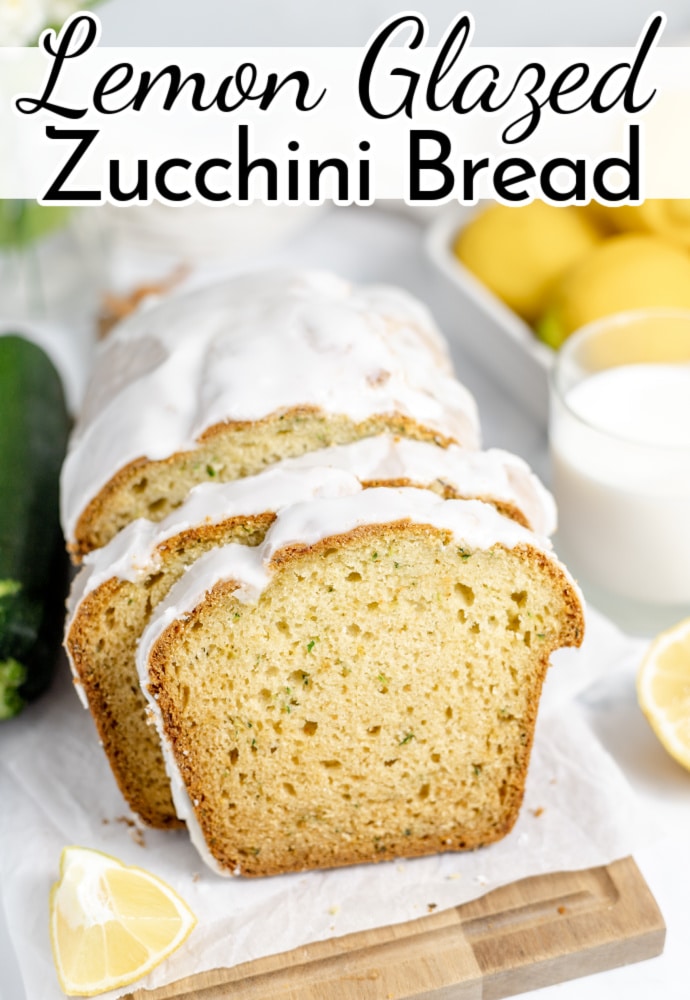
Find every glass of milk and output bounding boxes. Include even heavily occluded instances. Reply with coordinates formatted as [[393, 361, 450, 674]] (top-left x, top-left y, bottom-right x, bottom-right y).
[[550, 310, 690, 635]]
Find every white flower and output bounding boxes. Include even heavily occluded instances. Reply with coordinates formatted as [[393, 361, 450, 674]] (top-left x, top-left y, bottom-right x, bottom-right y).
[[0, 0, 48, 46]]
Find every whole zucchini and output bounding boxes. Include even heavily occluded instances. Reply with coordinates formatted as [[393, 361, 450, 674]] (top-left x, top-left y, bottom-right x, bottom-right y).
[[0, 335, 70, 718]]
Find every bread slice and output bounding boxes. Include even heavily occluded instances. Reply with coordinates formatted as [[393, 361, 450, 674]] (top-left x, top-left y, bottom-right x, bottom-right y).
[[138, 489, 583, 876], [61, 271, 480, 559], [65, 437, 555, 829]]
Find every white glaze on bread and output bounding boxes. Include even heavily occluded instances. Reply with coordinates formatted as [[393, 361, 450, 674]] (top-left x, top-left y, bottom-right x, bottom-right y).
[[67, 435, 556, 621], [61, 271, 481, 543]]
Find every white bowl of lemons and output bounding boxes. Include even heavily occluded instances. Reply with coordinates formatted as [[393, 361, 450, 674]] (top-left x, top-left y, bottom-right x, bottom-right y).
[[426, 200, 690, 423]]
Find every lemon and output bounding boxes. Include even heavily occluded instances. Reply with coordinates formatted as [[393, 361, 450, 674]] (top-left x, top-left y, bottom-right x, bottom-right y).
[[637, 618, 690, 772], [536, 234, 690, 349], [592, 199, 690, 250], [580, 201, 627, 235], [50, 846, 196, 997], [453, 202, 601, 323]]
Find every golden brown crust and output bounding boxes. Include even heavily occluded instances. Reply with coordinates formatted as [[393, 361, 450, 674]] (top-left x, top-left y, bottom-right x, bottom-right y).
[[66, 512, 276, 828], [69, 454, 150, 562], [511, 542, 585, 648], [66, 579, 183, 828], [152, 512, 277, 563]]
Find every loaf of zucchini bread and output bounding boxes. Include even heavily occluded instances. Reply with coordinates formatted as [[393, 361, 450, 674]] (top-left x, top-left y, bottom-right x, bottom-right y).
[[60, 269, 583, 877], [65, 436, 556, 829]]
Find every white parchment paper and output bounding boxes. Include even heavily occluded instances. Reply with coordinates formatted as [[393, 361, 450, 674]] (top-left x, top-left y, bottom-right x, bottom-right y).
[[0, 606, 656, 1000]]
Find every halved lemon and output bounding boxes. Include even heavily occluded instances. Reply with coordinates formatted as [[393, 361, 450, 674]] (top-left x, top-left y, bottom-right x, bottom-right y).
[[50, 846, 196, 996], [637, 617, 690, 772]]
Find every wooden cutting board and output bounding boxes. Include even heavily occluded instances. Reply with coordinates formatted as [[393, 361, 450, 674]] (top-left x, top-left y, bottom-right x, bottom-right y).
[[128, 856, 664, 1000]]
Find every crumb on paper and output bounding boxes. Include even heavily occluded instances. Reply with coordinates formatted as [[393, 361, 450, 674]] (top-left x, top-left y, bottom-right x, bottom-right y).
[[192, 873, 200, 883], [115, 815, 136, 828], [328, 905, 340, 916], [531, 807, 545, 818], [427, 903, 437, 913], [445, 872, 461, 881], [113, 815, 147, 848], [474, 875, 488, 886]]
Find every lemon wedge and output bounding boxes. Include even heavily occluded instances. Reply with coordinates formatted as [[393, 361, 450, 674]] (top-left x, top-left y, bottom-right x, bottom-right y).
[[50, 846, 196, 997], [637, 618, 690, 772]]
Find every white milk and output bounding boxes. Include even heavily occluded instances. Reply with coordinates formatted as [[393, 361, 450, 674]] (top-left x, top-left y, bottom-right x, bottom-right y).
[[551, 363, 690, 607]]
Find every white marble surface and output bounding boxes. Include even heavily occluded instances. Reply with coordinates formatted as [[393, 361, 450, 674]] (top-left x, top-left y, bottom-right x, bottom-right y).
[[1, 206, 689, 999]]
